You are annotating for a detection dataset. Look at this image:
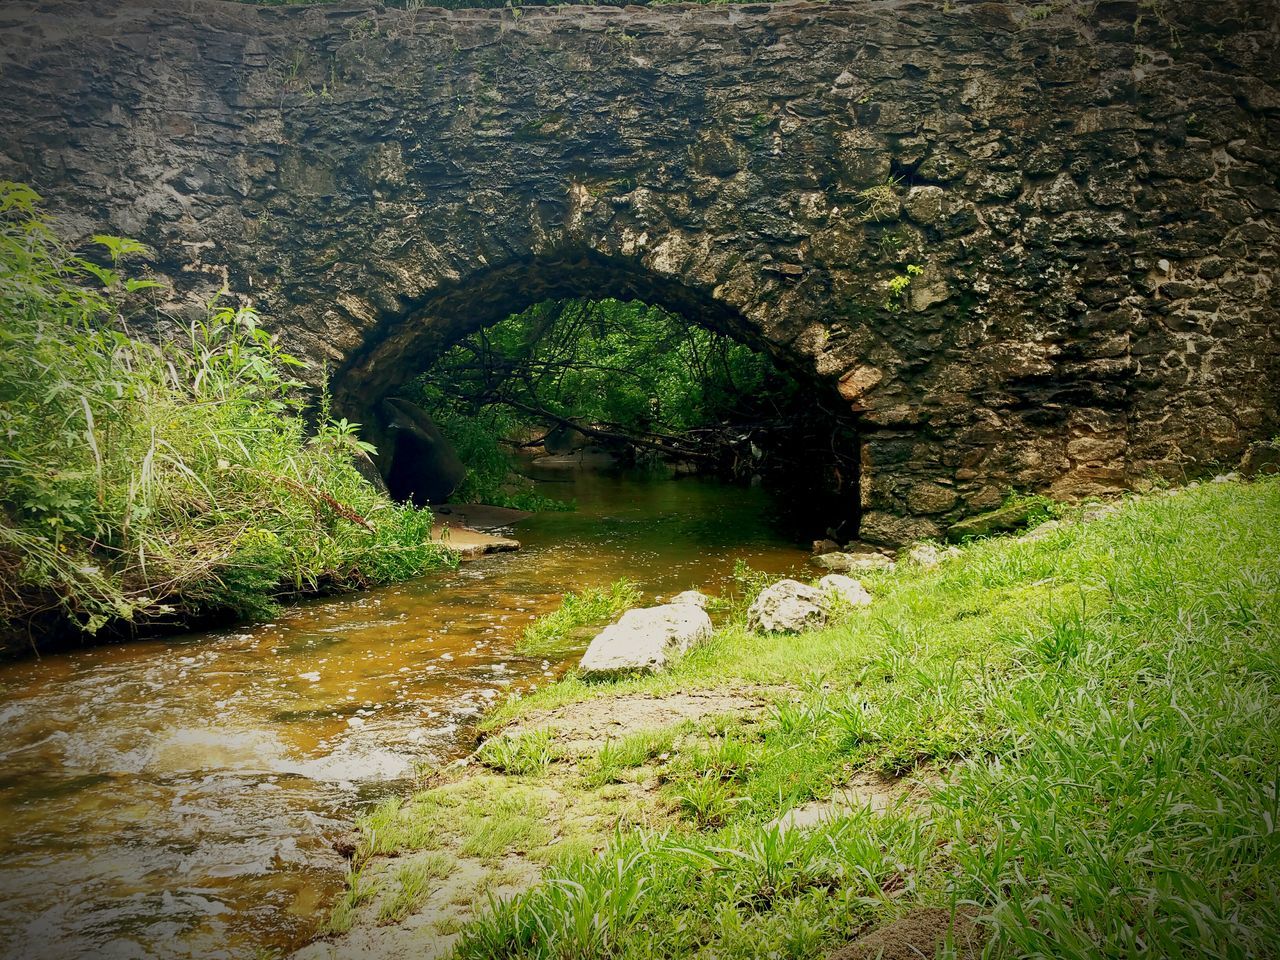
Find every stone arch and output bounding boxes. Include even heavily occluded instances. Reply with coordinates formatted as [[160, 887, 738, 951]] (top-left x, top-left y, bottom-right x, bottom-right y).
[[327, 246, 782, 420]]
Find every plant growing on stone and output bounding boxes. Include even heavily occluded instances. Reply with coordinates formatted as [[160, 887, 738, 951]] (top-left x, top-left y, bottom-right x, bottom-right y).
[[884, 263, 924, 311], [857, 175, 903, 222]]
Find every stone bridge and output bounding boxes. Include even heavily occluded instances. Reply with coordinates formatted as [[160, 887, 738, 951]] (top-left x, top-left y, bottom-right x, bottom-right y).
[[1, 0, 1277, 542]]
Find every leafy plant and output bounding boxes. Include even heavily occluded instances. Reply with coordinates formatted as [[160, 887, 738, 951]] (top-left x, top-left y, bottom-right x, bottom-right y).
[[676, 776, 737, 828], [884, 263, 924, 311], [586, 728, 675, 786], [0, 182, 452, 645], [399, 296, 821, 495]]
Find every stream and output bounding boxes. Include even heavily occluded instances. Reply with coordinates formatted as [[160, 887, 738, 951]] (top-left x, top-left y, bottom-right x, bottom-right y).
[[0, 466, 811, 960]]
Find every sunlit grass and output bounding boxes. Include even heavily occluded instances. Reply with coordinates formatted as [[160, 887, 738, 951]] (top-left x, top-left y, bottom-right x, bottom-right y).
[[518, 579, 642, 657], [358, 776, 556, 864], [450, 479, 1280, 958], [376, 853, 452, 925], [321, 864, 381, 936], [475, 728, 558, 776], [0, 183, 452, 645]]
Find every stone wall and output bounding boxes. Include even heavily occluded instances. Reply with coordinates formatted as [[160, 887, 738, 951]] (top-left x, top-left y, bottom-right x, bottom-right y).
[[1, 0, 1276, 542]]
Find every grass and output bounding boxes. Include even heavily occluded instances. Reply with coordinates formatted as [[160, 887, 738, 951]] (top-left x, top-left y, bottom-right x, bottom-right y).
[[584, 728, 678, 787], [321, 864, 382, 936], [377, 853, 453, 925], [357, 777, 557, 864], [475, 728, 557, 776], [518, 579, 642, 656], [0, 183, 453, 647], [437, 478, 1280, 958]]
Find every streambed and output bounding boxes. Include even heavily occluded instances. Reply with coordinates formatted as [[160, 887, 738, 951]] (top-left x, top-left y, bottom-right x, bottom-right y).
[[0, 468, 810, 960]]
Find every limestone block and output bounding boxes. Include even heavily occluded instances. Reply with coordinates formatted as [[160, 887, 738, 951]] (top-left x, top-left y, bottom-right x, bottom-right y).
[[579, 594, 712, 678]]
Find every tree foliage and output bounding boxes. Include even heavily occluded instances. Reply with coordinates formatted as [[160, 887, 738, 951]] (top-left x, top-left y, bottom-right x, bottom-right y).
[[405, 297, 801, 468]]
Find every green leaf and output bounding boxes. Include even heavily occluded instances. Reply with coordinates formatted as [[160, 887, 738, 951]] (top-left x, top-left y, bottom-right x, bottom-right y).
[[123, 278, 163, 293]]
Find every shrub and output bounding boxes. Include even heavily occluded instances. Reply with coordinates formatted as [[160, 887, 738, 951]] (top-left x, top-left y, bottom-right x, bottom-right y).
[[0, 182, 452, 645]]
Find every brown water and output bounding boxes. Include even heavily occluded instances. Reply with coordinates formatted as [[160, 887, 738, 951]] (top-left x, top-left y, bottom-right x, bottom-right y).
[[0, 468, 810, 960]]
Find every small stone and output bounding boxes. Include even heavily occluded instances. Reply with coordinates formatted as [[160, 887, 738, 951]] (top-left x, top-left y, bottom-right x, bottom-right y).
[[668, 590, 709, 608], [331, 831, 360, 859], [1021, 519, 1062, 541], [747, 580, 828, 634], [904, 542, 939, 567], [903, 185, 945, 225], [906, 482, 959, 515], [812, 552, 895, 573], [816, 574, 872, 608], [812, 539, 841, 555]]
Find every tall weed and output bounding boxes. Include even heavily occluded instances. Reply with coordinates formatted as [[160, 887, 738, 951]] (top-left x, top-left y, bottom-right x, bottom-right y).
[[0, 183, 452, 645]]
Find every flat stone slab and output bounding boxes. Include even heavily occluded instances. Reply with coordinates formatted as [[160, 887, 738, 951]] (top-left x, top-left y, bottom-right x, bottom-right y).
[[430, 522, 520, 560], [768, 769, 939, 834], [499, 689, 779, 757]]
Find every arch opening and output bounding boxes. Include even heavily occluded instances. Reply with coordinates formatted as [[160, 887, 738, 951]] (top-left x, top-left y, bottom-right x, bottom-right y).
[[331, 254, 865, 542]]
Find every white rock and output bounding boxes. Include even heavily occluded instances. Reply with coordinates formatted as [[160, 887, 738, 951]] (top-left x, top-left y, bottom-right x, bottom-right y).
[[1022, 519, 1062, 541], [578, 601, 713, 678], [747, 580, 829, 633], [903, 542, 942, 568], [813, 551, 895, 573], [668, 590, 710, 609], [816, 574, 872, 607], [1080, 502, 1120, 522]]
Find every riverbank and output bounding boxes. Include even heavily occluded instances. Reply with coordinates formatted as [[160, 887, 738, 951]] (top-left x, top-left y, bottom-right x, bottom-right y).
[[0, 187, 458, 655], [0, 468, 812, 960], [300, 476, 1280, 959]]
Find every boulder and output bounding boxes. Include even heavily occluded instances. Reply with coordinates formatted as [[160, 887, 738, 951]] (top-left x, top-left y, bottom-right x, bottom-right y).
[[817, 575, 872, 608], [813, 551, 896, 573], [1240, 440, 1280, 478], [945, 500, 1040, 541], [578, 595, 712, 678], [382, 398, 467, 506], [668, 590, 709, 609], [747, 580, 829, 633]]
